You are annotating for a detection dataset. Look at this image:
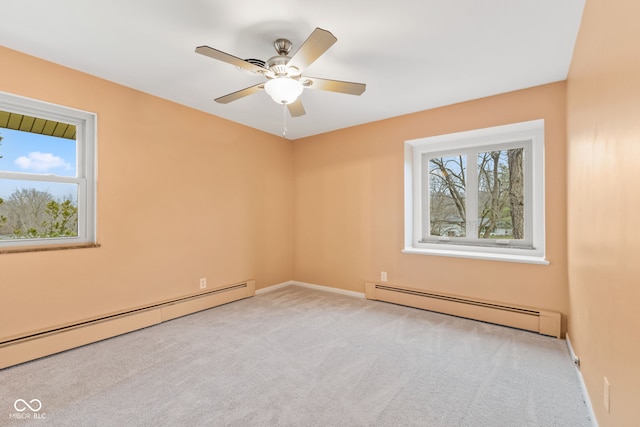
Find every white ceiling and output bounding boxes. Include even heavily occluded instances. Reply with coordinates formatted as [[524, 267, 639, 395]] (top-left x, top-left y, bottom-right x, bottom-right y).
[[0, 0, 585, 140]]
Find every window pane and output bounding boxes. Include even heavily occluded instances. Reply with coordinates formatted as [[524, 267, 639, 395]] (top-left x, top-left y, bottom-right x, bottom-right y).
[[428, 155, 466, 237], [0, 126, 77, 177], [477, 148, 524, 240], [0, 180, 79, 239]]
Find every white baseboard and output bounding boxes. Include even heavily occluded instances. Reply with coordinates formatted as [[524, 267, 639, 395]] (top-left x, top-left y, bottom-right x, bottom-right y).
[[566, 333, 598, 427], [255, 281, 293, 295], [292, 281, 365, 298], [255, 280, 365, 299]]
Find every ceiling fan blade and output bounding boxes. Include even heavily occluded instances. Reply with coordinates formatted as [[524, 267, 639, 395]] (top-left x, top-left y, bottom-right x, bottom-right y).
[[287, 99, 305, 117], [302, 77, 366, 96], [195, 45, 269, 75], [287, 28, 337, 74], [214, 83, 264, 104]]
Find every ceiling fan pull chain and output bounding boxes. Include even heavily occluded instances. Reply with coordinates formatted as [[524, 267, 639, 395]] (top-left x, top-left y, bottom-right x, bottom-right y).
[[282, 102, 288, 138]]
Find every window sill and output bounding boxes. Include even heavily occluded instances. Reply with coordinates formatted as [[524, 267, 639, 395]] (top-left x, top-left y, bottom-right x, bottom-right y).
[[402, 247, 549, 265], [0, 243, 100, 255]]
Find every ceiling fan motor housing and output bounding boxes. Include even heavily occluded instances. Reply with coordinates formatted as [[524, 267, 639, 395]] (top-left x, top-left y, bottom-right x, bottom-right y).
[[267, 55, 292, 76]]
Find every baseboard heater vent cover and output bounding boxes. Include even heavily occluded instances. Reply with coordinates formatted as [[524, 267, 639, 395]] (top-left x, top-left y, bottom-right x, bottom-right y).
[[364, 281, 560, 338], [0, 280, 255, 369]]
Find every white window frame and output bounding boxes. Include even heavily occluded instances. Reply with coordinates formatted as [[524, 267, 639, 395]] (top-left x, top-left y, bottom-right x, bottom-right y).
[[0, 91, 97, 248], [403, 120, 547, 265]]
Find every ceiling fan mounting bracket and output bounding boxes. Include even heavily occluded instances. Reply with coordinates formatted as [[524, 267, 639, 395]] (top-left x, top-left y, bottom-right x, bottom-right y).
[[273, 38, 292, 56]]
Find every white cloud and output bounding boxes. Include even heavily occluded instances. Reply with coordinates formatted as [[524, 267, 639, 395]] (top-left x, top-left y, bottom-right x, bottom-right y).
[[14, 151, 71, 172]]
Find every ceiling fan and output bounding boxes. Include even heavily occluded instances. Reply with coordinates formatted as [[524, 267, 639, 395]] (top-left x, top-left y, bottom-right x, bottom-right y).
[[195, 28, 366, 117]]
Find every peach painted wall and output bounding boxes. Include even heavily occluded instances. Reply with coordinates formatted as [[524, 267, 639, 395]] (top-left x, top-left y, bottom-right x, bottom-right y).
[[0, 46, 293, 340], [293, 82, 569, 323], [566, 0, 640, 424]]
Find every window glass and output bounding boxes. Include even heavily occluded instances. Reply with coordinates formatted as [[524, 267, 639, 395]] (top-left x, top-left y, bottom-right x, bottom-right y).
[[0, 127, 76, 176], [0, 180, 79, 239], [428, 154, 467, 238], [476, 148, 524, 241]]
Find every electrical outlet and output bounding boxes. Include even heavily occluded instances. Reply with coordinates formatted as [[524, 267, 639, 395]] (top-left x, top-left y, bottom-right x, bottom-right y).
[[603, 376, 610, 413], [381, 272, 388, 282], [199, 278, 207, 289]]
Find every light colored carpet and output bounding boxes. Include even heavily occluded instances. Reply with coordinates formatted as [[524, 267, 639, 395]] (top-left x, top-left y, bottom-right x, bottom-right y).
[[1, 285, 592, 426]]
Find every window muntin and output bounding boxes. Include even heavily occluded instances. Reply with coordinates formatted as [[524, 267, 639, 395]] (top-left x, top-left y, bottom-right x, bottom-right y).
[[0, 92, 96, 248], [404, 120, 545, 263]]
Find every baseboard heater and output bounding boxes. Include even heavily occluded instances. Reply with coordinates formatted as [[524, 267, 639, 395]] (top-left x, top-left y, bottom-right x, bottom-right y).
[[365, 282, 561, 338], [0, 280, 255, 369]]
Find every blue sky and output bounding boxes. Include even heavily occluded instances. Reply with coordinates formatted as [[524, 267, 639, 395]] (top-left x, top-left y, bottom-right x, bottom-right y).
[[0, 128, 77, 200]]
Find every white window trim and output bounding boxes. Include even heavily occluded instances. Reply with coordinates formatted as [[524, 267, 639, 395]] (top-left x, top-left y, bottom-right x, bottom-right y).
[[403, 119, 548, 265], [0, 91, 97, 248]]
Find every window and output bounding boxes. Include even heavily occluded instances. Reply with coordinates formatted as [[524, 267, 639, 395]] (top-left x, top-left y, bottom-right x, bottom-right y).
[[404, 120, 547, 264], [0, 92, 96, 249]]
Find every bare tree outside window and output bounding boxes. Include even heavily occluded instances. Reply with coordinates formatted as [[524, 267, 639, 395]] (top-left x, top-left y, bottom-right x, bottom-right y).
[[0, 188, 78, 238], [429, 155, 467, 237], [508, 148, 524, 239], [477, 148, 524, 239]]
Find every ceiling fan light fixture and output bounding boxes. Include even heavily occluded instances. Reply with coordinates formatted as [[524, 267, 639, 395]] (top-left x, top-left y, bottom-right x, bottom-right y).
[[264, 77, 303, 104]]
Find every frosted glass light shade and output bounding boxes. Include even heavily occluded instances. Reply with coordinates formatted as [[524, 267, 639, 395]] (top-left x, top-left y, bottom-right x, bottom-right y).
[[264, 78, 303, 104]]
